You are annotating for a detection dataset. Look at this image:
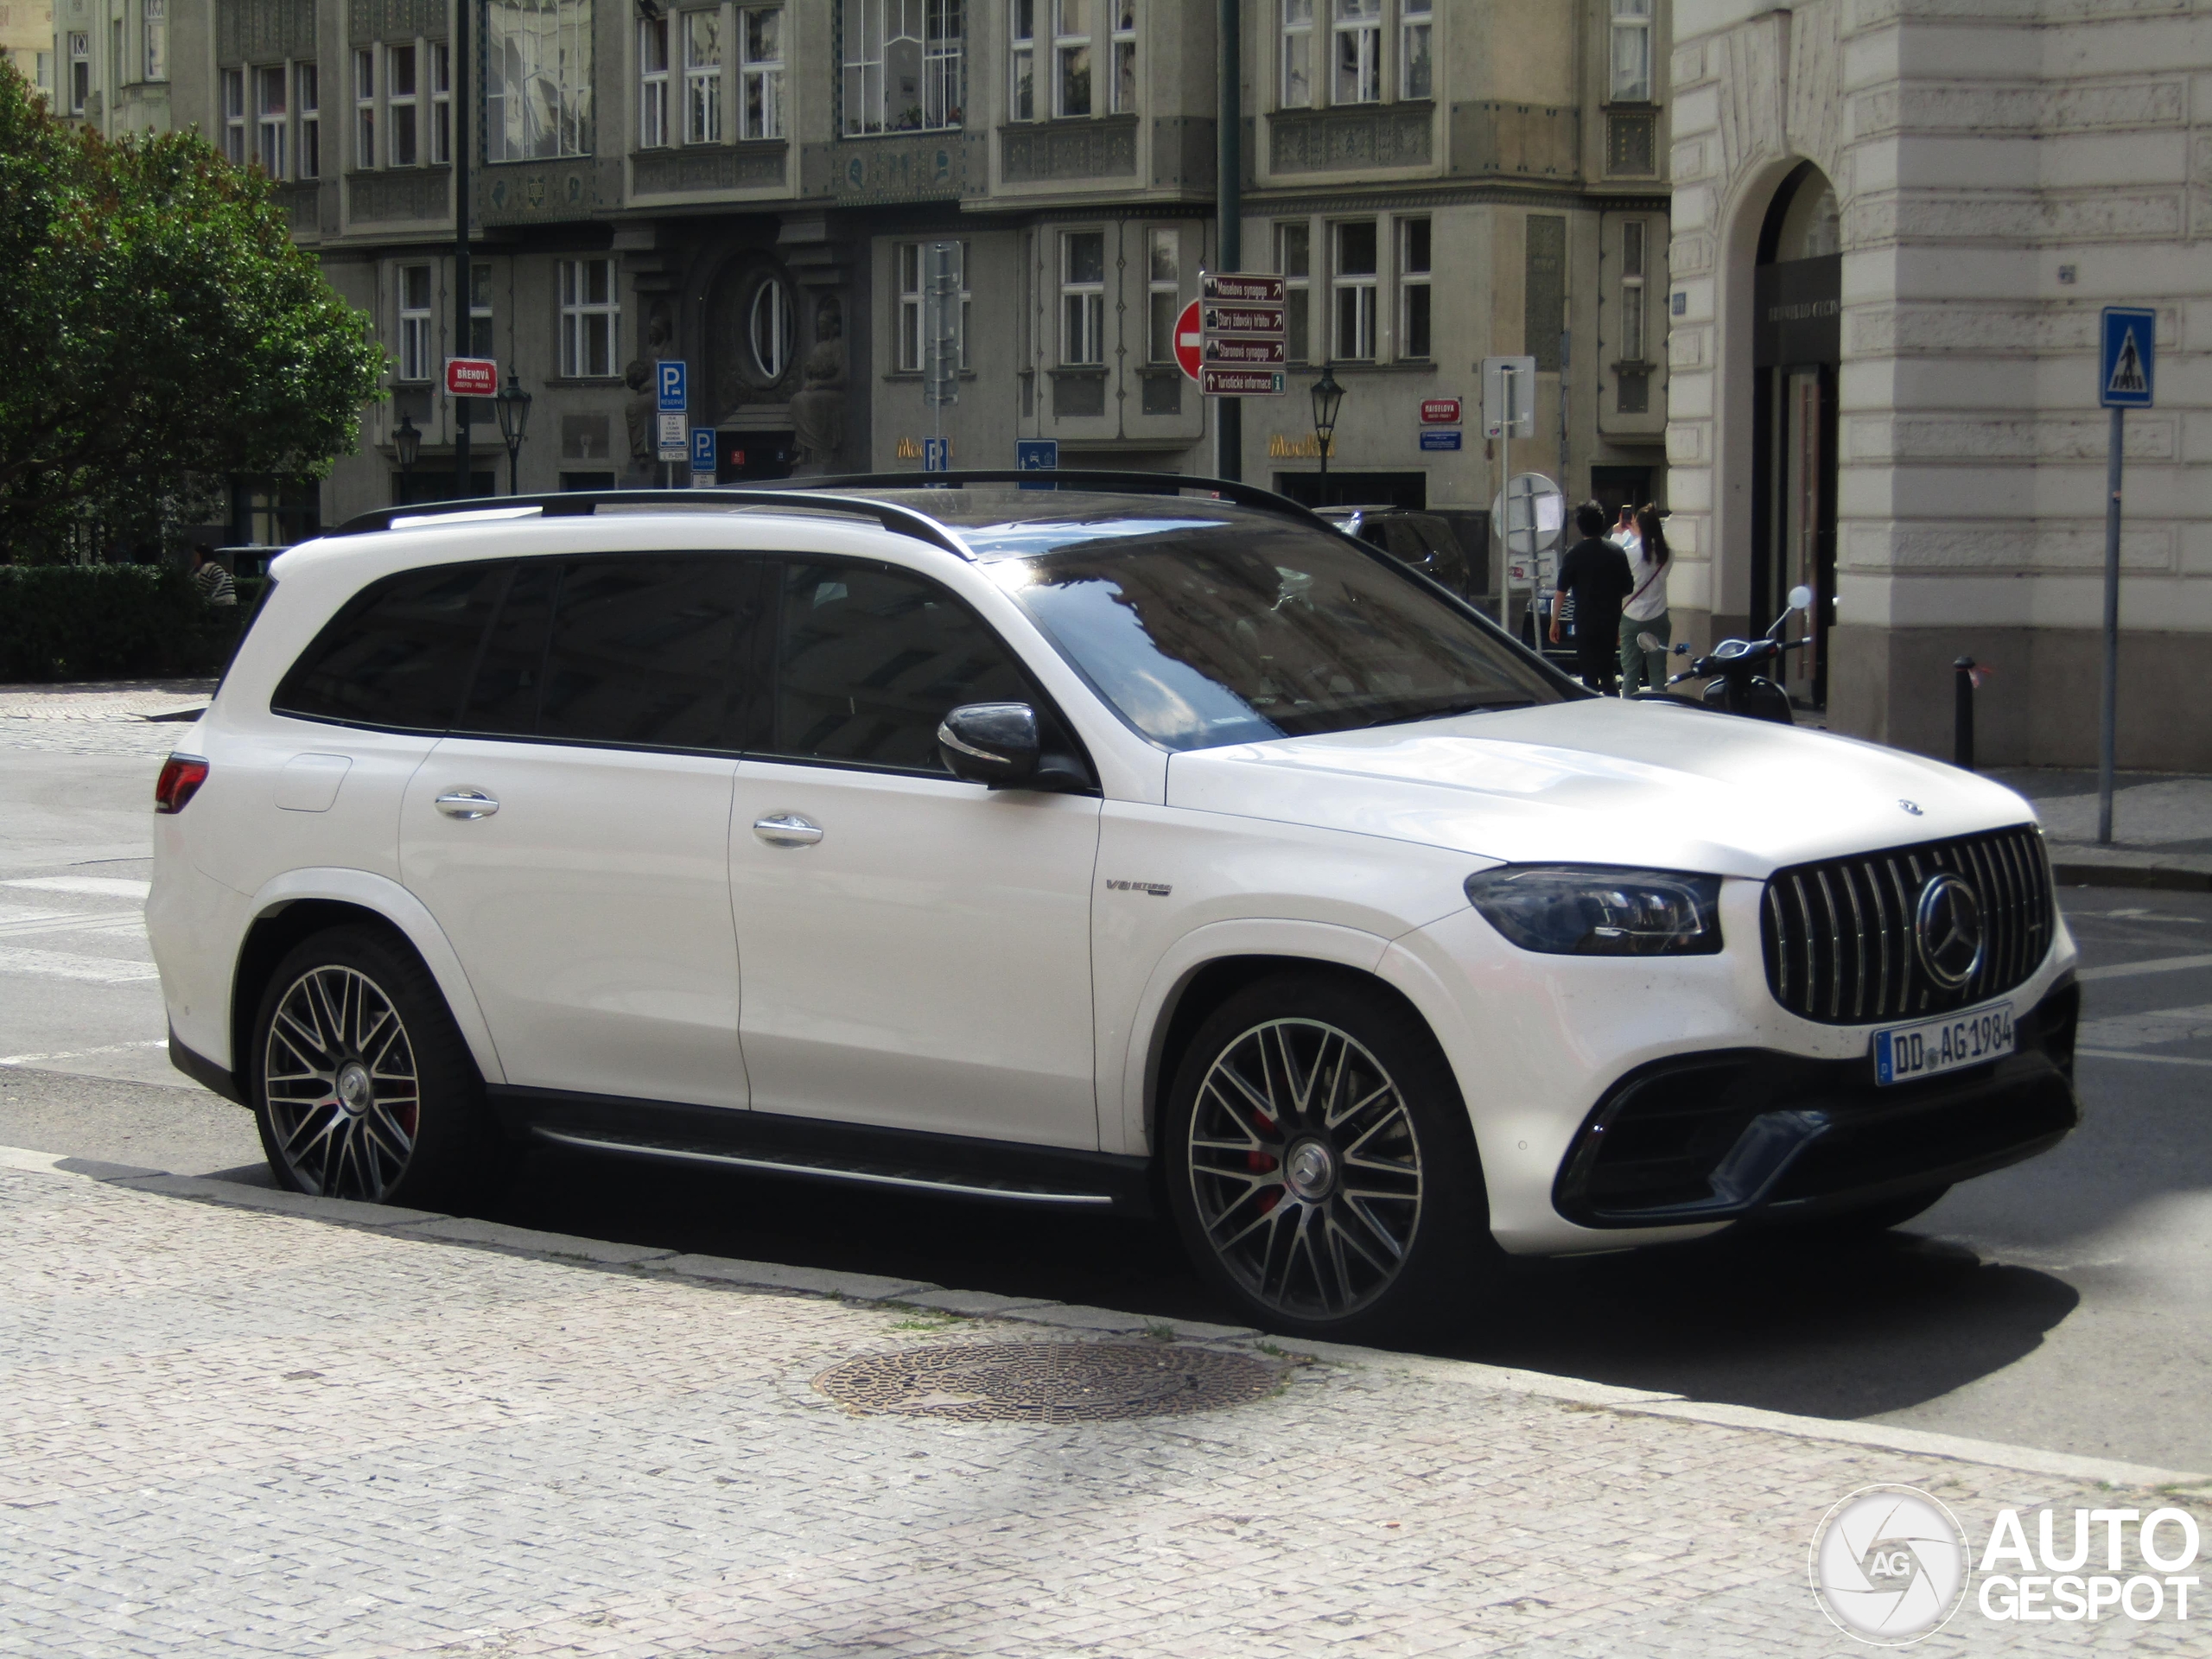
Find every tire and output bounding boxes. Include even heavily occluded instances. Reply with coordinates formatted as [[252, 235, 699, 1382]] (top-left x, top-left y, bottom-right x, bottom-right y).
[[1162, 971, 1499, 1344], [249, 925, 503, 1210]]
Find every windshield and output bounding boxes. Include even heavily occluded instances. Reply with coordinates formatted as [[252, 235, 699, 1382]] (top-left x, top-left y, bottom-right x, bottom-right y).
[[985, 518, 1566, 751]]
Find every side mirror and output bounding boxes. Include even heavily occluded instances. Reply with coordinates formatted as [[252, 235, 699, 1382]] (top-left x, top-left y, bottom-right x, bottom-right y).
[[1788, 583, 1815, 613], [938, 702, 1040, 787]]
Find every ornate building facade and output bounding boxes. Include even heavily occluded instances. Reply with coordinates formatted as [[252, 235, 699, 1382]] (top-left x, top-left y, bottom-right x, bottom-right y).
[[81, 0, 1669, 596]]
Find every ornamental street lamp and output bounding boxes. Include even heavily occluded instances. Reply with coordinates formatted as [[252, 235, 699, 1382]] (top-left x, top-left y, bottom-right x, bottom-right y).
[[494, 371, 532, 495], [394, 410, 422, 503], [1310, 362, 1344, 505]]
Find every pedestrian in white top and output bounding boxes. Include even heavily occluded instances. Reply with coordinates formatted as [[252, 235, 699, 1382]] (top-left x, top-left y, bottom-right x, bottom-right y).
[[1616, 505, 1672, 695]]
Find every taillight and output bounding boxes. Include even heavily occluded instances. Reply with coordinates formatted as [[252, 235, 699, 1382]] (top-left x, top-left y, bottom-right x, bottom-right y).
[[155, 755, 209, 815]]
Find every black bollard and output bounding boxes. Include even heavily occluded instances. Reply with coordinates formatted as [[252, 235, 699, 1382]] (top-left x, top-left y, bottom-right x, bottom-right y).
[[1954, 657, 1976, 771]]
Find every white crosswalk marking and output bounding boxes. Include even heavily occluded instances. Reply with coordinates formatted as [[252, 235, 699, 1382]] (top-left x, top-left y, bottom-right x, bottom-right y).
[[1, 876, 152, 899], [0, 945, 160, 983], [2075, 952, 2212, 982], [2074, 1003, 2212, 1051]]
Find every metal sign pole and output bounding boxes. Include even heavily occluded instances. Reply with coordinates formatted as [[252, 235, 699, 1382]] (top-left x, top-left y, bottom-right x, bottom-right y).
[[2098, 406, 2122, 844], [1499, 368, 1513, 630]]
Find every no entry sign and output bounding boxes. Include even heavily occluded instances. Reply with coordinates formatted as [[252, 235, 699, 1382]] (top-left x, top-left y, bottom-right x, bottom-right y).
[[1173, 299, 1204, 383], [445, 357, 498, 397]]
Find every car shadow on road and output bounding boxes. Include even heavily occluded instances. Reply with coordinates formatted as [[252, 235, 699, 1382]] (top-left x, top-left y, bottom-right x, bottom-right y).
[[1429, 1225, 2080, 1422], [483, 1144, 2080, 1427]]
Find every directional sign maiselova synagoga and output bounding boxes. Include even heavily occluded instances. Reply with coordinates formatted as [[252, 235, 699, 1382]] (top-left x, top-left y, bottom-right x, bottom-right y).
[[1198, 274, 1287, 397]]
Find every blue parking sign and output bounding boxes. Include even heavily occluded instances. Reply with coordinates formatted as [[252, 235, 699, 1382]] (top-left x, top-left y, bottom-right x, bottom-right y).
[[1016, 438, 1058, 489], [2100, 309, 2154, 409], [923, 436, 950, 472], [657, 360, 687, 412], [690, 426, 715, 474]]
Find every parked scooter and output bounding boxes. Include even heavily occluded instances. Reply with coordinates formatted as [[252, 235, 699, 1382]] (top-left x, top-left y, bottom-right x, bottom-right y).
[[1632, 584, 1815, 725]]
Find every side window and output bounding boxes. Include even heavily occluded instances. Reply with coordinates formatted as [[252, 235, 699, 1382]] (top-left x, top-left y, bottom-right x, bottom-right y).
[[537, 556, 751, 749], [768, 561, 1029, 772], [456, 559, 559, 736], [271, 562, 508, 732]]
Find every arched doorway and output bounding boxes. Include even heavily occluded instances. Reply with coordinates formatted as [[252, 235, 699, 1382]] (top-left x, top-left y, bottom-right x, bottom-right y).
[[1751, 162, 1840, 706]]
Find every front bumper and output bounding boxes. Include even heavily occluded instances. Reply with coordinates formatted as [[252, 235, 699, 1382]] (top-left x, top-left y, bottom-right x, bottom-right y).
[[1553, 980, 2080, 1227]]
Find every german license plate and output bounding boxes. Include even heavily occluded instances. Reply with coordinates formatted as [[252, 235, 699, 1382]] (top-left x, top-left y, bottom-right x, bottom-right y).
[[1873, 1002, 2014, 1086]]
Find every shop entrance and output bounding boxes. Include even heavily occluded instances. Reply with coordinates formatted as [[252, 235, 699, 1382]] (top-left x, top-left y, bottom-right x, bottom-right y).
[[1751, 162, 1841, 708], [1272, 471, 1427, 511], [717, 430, 798, 482]]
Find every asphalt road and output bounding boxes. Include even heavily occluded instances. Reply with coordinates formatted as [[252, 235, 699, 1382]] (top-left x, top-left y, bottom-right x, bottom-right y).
[[6, 741, 2210, 1472]]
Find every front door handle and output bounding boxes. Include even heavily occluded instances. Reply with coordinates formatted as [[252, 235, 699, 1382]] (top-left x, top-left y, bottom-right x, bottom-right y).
[[753, 812, 823, 848], [435, 789, 500, 820]]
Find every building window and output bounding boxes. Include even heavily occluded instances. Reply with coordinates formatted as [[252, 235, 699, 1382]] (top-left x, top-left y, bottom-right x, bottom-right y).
[[1010, 0, 1034, 119], [684, 11, 721, 143], [353, 48, 375, 167], [1109, 1, 1135, 112], [488, 0, 597, 162], [255, 65, 288, 176], [1332, 0, 1380, 105], [1053, 0, 1090, 116], [112, 19, 123, 88], [1397, 216, 1429, 359], [842, 0, 963, 137], [559, 257, 620, 378], [68, 33, 89, 115], [1332, 219, 1376, 359], [1277, 220, 1310, 363], [1061, 229, 1104, 365], [36, 50, 54, 99], [397, 264, 435, 382], [388, 45, 418, 166], [741, 6, 784, 138], [143, 0, 168, 81], [639, 16, 670, 146], [1146, 227, 1179, 363], [897, 242, 969, 372], [1281, 0, 1313, 109], [471, 264, 496, 358], [751, 277, 795, 378], [299, 63, 321, 176], [221, 68, 247, 164], [431, 42, 451, 163], [1611, 0, 1650, 103], [1400, 0, 1429, 99]]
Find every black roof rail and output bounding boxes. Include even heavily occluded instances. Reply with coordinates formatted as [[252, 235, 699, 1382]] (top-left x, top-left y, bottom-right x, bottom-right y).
[[328, 488, 970, 556], [766, 468, 1336, 532]]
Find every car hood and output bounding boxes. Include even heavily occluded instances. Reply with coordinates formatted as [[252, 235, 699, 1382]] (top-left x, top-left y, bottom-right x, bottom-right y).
[[1163, 699, 2038, 877]]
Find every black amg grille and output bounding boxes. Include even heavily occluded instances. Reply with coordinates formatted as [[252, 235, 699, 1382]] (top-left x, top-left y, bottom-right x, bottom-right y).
[[1760, 824, 2055, 1026]]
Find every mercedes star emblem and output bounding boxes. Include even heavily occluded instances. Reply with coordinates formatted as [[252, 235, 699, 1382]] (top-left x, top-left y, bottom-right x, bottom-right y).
[[1914, 872, 1985, 989]]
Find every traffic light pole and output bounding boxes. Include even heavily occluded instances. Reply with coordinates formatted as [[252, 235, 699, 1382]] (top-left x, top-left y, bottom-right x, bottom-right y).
[[1216, 0, 1241, 482], [452, 0, 472, 499]]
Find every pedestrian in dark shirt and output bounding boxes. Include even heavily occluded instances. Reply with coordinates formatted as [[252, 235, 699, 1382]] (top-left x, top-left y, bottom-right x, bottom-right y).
[[189, 545, 237, 609], [1549, 503, 1634, 694]]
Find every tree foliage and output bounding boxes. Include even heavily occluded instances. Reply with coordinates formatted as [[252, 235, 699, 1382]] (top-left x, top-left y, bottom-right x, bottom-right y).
[[0, 64, 388, 556]]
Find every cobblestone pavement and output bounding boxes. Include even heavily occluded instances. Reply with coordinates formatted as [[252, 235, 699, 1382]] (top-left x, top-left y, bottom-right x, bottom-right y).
[[0, 681, 214, 760], [6, 1165, 2206, 1658]]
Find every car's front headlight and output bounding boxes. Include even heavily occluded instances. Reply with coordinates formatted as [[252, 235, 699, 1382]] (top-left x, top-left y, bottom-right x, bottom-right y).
[[1464, 865, 1724, 957]]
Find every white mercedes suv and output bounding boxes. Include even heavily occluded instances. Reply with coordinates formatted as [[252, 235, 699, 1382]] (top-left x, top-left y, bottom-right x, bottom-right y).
[[148, 475, 2081, 1340]]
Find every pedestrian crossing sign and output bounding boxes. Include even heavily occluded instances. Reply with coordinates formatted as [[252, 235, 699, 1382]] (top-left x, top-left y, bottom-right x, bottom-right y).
[[2101, 308, 2155, 408]]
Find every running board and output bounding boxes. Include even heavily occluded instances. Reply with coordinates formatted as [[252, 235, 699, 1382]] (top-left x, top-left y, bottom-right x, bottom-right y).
[[487, 1085, 1154, 1216], [534, 1128, 1118, 1207]]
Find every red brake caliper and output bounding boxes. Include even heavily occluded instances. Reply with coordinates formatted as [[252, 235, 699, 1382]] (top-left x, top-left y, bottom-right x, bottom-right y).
[[1249, 1111, 1281, 1211]]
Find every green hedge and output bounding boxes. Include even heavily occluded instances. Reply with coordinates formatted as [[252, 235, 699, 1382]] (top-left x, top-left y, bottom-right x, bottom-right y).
[[0, 564, 238, 682]]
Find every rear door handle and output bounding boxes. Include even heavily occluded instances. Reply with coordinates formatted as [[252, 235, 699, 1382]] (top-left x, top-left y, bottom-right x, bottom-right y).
[[753, 813, 823, 848], [435, 789, 499, 820]]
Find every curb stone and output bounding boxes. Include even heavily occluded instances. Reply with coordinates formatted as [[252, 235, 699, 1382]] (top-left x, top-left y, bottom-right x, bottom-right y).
[[7, 1147, 2209, 1491]]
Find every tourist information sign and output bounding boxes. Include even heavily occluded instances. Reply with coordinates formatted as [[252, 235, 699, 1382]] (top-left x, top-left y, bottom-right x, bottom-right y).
[[1199, 273, 1287, 397]]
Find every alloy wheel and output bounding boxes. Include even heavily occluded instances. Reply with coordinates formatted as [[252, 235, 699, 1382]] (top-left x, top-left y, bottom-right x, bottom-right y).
[[1185, 1017, 1424, 1320], [262, 965, 421, 1201]]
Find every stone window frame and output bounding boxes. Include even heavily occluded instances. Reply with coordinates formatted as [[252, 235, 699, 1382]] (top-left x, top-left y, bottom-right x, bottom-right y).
[[1275, 219, 1312, 364], [68, 31, 90, 115], [396, 262, 436, 384], [740, 4, 785, 139], [254, 62, 289, 177], [1395, 214, 1430, 362], [684, 9, 723, 145], [221, 67, 248, 165], [1330, 217, 1379, 361], [1008, 0, 1133, 124], [142, 0, 168, 83], [894, 240, 972, 374], [1059, 226, 1107, 367], [558, 257, 623, 380], [639, 15, 672, 148], [842, 0, 965, 138], [1278, 0, 1433, 113], [1609, 0, 1651, 105], [1144, 225, 1181, 365]]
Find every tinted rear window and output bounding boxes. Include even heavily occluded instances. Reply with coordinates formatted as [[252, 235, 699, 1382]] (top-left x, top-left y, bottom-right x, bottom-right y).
[[271, 562, 507, 732], [537, 556, 751, 749]]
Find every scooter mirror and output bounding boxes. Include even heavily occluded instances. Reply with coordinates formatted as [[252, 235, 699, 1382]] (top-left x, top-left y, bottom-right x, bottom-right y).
[[1637, 632, 1662, 653], [1788, 583, 1815, 613]]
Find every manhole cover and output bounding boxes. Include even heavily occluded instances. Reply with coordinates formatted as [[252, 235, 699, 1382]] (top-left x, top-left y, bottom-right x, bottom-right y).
[[813, 1341, 1282, 1424]]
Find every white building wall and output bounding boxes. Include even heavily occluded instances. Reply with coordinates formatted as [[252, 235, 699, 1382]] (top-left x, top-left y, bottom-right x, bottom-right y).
[[1668, 0, 2212, 767]]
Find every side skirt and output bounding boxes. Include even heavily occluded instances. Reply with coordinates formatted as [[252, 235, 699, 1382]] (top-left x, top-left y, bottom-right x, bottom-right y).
[[487, 1085, 1155, 1217]]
